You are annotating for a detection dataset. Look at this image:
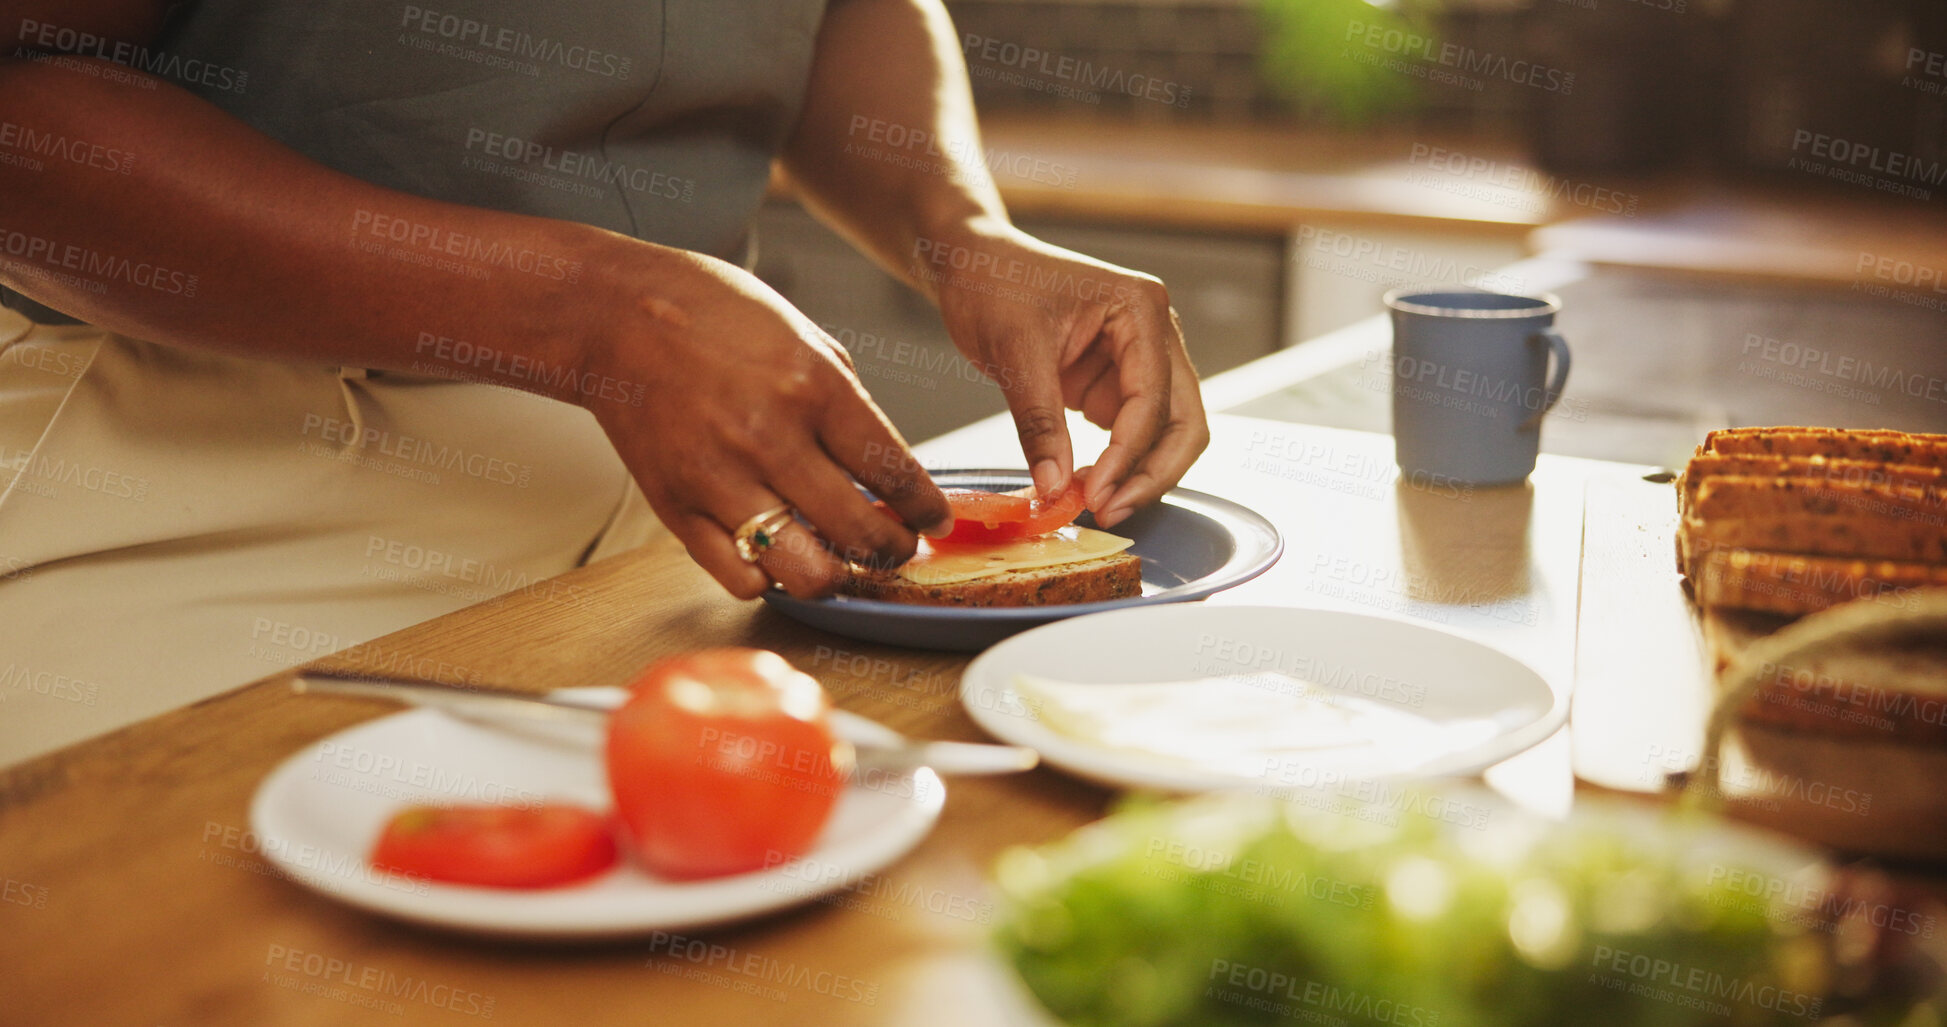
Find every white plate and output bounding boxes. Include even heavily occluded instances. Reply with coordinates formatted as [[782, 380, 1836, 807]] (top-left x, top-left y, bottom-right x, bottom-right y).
[[249, 688, 943, 940], [960, 605, 1565, 793]]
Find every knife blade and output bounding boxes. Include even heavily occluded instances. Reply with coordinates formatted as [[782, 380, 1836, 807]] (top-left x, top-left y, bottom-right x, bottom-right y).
[[291, 671, 1039, 776]]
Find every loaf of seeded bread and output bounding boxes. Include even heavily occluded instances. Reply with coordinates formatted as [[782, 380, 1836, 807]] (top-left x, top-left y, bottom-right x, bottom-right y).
[[1675, 427, 1947, 599], [839, 552, 1142, 607], [1679, 432, 1947, 859]]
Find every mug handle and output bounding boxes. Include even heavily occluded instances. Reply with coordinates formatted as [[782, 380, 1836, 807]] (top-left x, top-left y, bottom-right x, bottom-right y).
[[1520, 329, 1572, 430]]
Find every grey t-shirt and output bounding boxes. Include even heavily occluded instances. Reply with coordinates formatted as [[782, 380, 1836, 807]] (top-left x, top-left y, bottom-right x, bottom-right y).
[[4, 0, 829, 322]]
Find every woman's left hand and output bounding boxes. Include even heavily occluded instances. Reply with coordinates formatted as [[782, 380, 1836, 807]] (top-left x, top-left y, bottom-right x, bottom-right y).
[[919, 222, 1210, 527]]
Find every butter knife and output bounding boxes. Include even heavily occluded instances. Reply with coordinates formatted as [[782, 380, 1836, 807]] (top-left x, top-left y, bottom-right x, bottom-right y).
[[291, 671, 1039, 776]]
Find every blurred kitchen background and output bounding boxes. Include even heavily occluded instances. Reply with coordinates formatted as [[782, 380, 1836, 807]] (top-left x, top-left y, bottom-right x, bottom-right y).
[[756, 0, 1947, 468]]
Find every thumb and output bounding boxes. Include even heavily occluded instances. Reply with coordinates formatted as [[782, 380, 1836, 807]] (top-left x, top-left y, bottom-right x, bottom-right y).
[[996, 344, 1072, 497]]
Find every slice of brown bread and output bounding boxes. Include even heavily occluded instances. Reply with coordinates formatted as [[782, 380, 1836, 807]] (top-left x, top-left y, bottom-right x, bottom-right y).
[[1700, 426, 1947, 467], [838, 552, 1142, 607], [1687, 544, 1947, 617], [1677, 455, 1947, 516], [1685, 476, 1947, 563]]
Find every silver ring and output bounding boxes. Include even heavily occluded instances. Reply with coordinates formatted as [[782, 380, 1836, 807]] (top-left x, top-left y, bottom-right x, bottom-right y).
[[731, 504, 796, 564]]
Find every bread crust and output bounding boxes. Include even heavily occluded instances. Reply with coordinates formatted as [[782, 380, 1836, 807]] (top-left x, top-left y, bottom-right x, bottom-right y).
[[838, 552, 1142, 607], [1699, 425, 1947, 467]]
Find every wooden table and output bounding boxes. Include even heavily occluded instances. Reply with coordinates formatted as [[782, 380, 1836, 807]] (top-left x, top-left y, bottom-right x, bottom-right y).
[[1, 415, 1689, 1027]]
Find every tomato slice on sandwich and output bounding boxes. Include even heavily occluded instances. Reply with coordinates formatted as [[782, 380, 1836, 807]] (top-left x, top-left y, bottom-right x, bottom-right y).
[[937, 483, 1087, 544]]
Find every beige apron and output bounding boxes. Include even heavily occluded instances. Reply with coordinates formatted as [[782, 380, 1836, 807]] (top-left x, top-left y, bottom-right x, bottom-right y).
[[0, 305, 661, 765]]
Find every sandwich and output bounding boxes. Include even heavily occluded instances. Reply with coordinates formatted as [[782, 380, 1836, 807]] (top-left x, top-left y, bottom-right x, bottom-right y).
[[839, 482, 1142, 607]]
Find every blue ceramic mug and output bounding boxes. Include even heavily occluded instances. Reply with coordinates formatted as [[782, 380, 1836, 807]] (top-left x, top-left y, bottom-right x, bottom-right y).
[[1383, 288, 1572, 486]]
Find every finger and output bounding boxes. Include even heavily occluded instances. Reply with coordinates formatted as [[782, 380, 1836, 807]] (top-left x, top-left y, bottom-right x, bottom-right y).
[[819, 332, 858, 374], [1078, 366, 1123, 431], [816, 384, 953, 537], [753, 515, 851, 599], [767, 445, 918, 570], [992, 331, 1073, 496], [702, 485, 850, 599], [674, 465, 850, 598], [1092, 426, 1194, 528], [664, 507, 773, 600], [1086, 317, 1172, 511], [786, 313, 857, 375], [1096, 370, 1210, 527], [1059, 349, 1113, 411]]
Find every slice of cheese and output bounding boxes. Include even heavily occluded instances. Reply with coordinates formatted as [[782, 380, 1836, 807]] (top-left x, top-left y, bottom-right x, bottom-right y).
[[895, 525, 1134, 586]]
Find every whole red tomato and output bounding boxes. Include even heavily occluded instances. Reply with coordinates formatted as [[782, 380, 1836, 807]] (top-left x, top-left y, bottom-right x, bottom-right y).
[[605, 648, 854, 880]]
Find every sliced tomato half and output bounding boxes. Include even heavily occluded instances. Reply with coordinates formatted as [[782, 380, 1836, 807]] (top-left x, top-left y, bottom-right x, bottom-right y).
[[368, 804, 618, 889], [1018, 482, 1089, 536], [936, 488, 1031, 544], [936, 482, 1087, 544]]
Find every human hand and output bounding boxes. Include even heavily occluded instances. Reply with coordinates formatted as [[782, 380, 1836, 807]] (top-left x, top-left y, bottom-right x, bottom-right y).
[[918, 222, 1209, 527], [580, 245, 951, 599]]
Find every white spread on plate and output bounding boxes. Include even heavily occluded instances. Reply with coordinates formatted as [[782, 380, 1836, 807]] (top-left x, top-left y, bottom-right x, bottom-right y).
[[1010, 671, 1449, 778], [896, 526, 1134, 586]]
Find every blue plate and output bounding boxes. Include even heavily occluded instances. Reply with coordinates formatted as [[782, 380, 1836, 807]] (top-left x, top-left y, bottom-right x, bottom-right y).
[[760, 470, 1282, 652]]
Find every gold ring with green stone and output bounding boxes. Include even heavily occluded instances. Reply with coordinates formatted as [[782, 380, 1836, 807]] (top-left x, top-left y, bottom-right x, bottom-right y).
[[732, 504, 796, 563]]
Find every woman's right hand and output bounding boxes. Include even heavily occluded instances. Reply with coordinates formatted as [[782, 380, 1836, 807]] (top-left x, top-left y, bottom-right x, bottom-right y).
[[575, 243, 952, 600], [0, 18, 938, 606]]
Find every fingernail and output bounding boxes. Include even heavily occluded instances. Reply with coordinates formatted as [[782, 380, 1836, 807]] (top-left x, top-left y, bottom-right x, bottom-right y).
[[920, 517, 955, 540], [1031, 459, 1061, 497]]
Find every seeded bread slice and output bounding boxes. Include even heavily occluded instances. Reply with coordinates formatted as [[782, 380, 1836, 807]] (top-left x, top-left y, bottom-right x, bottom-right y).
[[1699, 426, 1947, 466], [838, 552, 1142, 607], [1685, 476, 1947, 564], [1686, 545, 1947, 617], [1677, 455, 1947, 517]]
